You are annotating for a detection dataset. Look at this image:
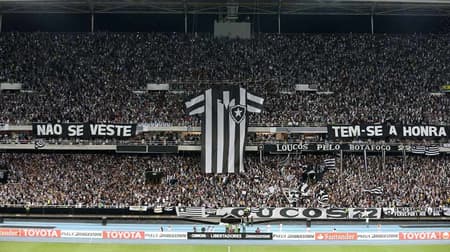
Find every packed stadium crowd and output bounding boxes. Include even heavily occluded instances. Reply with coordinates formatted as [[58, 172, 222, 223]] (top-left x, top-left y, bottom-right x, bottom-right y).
[[0, 32, 448, 212], [0, 153, 448, 208], [0, 32, 449, 126]]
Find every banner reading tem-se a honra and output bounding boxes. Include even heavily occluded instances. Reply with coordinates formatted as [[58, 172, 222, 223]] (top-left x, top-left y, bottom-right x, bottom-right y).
[[328, 124, 449, 139]]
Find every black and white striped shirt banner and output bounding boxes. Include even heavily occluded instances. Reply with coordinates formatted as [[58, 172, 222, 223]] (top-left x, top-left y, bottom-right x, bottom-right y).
[[185, 85, 263, 174]]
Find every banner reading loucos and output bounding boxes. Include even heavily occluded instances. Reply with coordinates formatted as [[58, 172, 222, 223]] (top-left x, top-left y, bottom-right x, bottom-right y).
[[185, 86, 264, 174]]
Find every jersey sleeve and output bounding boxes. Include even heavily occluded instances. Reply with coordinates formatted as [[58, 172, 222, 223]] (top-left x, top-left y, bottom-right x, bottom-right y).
[[185, 94, 205, 115], [246, 92, 264, 113]]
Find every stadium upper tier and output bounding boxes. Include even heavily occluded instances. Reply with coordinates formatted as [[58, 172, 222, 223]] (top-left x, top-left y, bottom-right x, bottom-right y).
[[0, 32, 449, 126]]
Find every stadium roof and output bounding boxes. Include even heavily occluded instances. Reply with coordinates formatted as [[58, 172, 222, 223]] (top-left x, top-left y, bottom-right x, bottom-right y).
[[0, 0, 449, 16]]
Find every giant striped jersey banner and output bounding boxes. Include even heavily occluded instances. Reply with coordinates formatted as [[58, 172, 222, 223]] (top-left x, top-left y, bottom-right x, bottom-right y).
[[185, 86, 263, 174]]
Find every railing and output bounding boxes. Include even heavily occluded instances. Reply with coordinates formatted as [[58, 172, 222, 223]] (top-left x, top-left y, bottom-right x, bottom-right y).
[[0, 205, 177, 216], [0, 139, 447, 146]]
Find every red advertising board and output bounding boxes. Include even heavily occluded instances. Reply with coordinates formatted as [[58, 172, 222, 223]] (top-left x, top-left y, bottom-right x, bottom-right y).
[[399, 232, 450, 240], [0, 228, 61, 238], [0, 228, 21, 237], [102, 231, 145, 240]]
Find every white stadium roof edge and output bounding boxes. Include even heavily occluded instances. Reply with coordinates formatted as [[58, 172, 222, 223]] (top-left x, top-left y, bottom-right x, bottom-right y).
[[0, 0, 449, 16]]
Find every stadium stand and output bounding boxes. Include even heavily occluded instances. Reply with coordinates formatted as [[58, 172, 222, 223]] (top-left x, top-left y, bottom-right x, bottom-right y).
[[0, 33, 449, 126], [0, 32, 449, 211], [0, 153, 448, 208]]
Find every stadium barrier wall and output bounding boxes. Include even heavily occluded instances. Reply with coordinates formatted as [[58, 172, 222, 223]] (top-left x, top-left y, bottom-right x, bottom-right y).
[[1, 228, 449, 241], [0, 227, 450, 241], [0, 206, 176, 216], [176, 206, 450, 219], [1, 206, 448, 219]]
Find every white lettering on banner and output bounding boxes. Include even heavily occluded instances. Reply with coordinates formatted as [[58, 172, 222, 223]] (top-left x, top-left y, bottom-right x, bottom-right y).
[[389, 126, 398, 136], [268, 143, 404, 153], [347, 126, 359, 137], [214, 207, 381, 219], [211, 234, 241, 239], [329, 124, 449, 139], [102, 231, 145, 240], [276, 143, 309, 152], [37, 124, 62, 136], [315, 232, 357, 240], [438, 127, 447, 137], [22, 229, 61, 238], [402, 126, 446, 137], [67, 125, 84, 137], [399, 232, 450, 240], [339, 126, 360, 138], [383, 207, 429, 217], [316, 144, 341, 151], [0, 228, 61, 238], [90, 124, 133, 137], [366, 125, 383, 137], [33, 123, 136, 138], [349, 144, 391, 151]]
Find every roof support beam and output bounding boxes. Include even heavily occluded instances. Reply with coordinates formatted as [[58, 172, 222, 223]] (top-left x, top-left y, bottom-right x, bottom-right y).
[[91, 12, 94, 32], [0, 1, 447, 16], [87, 0, 94, 12], [278, 0, 281, 34], [184, 0, 187, 33]]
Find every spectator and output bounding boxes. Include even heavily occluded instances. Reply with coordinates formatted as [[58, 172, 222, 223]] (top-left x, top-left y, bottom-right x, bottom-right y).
[[0, 33, 448, 126], [0, 153, 448, 208]]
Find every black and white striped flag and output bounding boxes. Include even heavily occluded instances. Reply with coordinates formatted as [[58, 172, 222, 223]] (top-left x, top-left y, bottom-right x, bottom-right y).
[[363, 186, 383, 195], [176, 207, 206, 218], [185, 86, 264, 174], [324, 158, 336, 169], [425, 145, 440, 156], [318, 192, 329, 207], [411, 145, 439, 156], [300, 183, 310, 196], [411, 145, 426, 154]]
